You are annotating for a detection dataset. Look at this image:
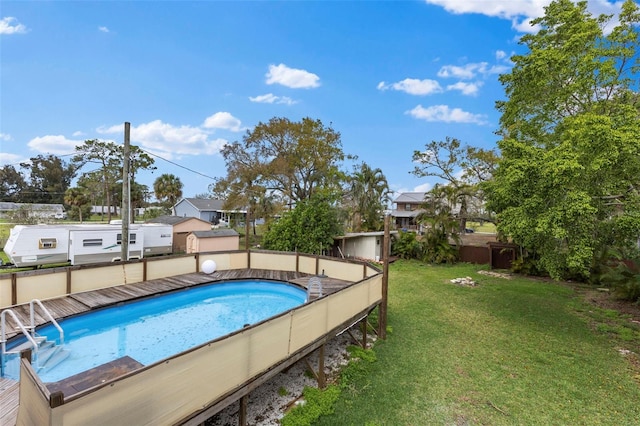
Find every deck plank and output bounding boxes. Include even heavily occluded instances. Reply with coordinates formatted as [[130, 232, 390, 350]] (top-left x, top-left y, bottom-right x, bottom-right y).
[[0, 378, 19, 426]]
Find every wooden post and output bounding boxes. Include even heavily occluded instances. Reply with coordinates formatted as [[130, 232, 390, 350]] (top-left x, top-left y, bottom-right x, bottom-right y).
[[11, 273, 17, 306], [66, 268, 72, 295], [318, 345, 326, 389], [238, 395, 248, 426], [361, 318, 367, 349], [379, 214, 390, 340]]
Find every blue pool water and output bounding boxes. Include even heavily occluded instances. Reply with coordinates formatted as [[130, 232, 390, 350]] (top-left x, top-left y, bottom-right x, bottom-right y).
[[6, 280, 306, 382]]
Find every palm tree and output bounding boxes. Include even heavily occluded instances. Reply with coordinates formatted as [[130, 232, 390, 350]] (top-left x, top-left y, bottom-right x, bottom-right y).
[[153, 174, 183, 211], [347, 163, 391, 232], [64, 187, 89, 222]]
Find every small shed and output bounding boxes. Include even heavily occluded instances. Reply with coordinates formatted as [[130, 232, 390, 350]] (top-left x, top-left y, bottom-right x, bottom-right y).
[[186, 229, 240, 254], [333, 231, 396, 261], [146, 215, 212, 253]]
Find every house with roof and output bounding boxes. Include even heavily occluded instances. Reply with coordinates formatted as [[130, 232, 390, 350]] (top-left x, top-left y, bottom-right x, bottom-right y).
[[389, 192, 426, 231], [146, 215, 213, 253], [172, 198, 246, 225]]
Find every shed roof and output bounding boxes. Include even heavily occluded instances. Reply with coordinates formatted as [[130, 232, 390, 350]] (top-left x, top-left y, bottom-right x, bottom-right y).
[[190, 229, 239, 238]]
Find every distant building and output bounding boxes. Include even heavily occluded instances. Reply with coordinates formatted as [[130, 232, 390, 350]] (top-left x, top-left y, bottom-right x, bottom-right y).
[[0, 202, 66, 220], [172, 198, 246, 225], [389, 192, 426, 231]]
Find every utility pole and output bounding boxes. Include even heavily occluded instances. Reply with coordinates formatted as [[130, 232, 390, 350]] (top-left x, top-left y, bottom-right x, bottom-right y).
[[121, 122, 131, 262]]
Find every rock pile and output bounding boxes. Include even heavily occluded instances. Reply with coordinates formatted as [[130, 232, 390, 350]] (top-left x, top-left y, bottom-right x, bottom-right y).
[[450, 277, 477, 287]]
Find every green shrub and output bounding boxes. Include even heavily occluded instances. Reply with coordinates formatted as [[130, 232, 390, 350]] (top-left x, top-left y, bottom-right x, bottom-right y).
[[280, 385, 340, 426], [600, 252, 640, 302]]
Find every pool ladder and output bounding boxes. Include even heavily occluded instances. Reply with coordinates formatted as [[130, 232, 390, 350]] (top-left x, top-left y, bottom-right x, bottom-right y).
[[0, 299, 68, 377]]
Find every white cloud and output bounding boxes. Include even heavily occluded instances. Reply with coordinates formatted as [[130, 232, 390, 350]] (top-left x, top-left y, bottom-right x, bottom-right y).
[[496, 50, 507, 60], [446, 81, 482, 96], [406, 104, 487, 124], [0, 152, 23, 166], [0, 133, 12, 141], [265, 63, 320, 89], [249, 93, 297, 105], [438, 62, 512, 79], [27, 135, 83, 154], [98, 119, 227, 159], [202, 112, 243, 131], [98, 26, 110, 33], [424, 0, 627, 34], [377, 78, 443, 96], [413, 182, 433, 193], [0, 17, 28, 35]]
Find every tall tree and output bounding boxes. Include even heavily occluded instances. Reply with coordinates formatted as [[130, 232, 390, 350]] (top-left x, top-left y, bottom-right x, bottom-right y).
[[64, 187, 90, 222], [485, 0, 640, 280], [153, 173, 183, 210], [73, 139, 155, 221], [412, 137, 498, 230], [345, 163, 391, 232], [20, 154, 76, 204], [213, 117, 346, 210], [0, 165, 27, 201]]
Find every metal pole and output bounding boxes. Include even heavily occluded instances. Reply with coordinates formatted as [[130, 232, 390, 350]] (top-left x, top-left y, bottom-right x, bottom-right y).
[[122, 122, 131, 262]]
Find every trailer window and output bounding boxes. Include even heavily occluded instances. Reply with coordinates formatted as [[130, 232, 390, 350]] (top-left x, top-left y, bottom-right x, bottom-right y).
[[83, 239, 103, 247], [39, 238, 57, 249], [116, 233, 137, 245]]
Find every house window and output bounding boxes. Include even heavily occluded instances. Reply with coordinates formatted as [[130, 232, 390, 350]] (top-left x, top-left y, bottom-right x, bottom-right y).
[[83, 238, 103, 247], [405, 204, 412, 211], [39, 238, 57, 249], [116, 233, 137, 245]]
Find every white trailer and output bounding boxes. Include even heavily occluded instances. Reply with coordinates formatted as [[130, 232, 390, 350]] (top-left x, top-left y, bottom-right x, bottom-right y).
[[140, 224, 173, 256], [3, 225, 71, 267], [3, 223, 172, 267], [68, 225, 144, 265]]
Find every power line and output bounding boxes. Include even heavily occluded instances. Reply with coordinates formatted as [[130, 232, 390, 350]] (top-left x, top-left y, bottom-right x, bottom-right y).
[[139, 148, 218, 181]]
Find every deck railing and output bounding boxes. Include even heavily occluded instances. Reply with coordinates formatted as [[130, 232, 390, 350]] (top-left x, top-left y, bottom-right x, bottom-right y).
[[0, 250, 378, 309]]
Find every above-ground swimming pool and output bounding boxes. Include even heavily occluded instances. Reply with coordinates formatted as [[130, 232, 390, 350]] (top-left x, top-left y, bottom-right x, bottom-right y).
[[3, 280, 307, 382]]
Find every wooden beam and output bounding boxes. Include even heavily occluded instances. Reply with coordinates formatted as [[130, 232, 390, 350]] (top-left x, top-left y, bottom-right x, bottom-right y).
[[238, 395, 248, 426]]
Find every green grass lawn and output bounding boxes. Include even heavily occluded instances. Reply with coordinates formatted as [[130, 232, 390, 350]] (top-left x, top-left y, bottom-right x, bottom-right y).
[[312, 260, 640, 425]]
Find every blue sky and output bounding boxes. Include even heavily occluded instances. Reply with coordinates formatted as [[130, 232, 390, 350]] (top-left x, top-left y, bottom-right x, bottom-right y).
[[0, 0, 631, 202]]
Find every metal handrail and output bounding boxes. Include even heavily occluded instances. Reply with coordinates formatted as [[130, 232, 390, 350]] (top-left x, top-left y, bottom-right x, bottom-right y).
[[1, 309, 39, 356], [30, 299, 64, 345]]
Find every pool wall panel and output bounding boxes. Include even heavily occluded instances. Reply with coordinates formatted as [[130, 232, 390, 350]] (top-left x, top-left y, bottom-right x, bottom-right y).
[[17, 359, 52, 426], [251, 252, 296, 272], [319, 258, 364, 282], [122, 262, 144, 285], [297, 256, 316, 274], [248, 314, 291, 377], [146, 256, 195, 280], [17, 273, 67, 305], [289, 299, 329, 353], [0, 275, 11, 307], [71, 265, 127, 293]]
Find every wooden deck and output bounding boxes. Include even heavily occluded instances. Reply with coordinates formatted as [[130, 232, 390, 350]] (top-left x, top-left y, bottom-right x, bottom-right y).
[[0, 269, 353, 426]]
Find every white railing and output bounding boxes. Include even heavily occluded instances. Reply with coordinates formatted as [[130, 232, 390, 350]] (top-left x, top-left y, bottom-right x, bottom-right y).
[[30, 299, 64, 345]]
